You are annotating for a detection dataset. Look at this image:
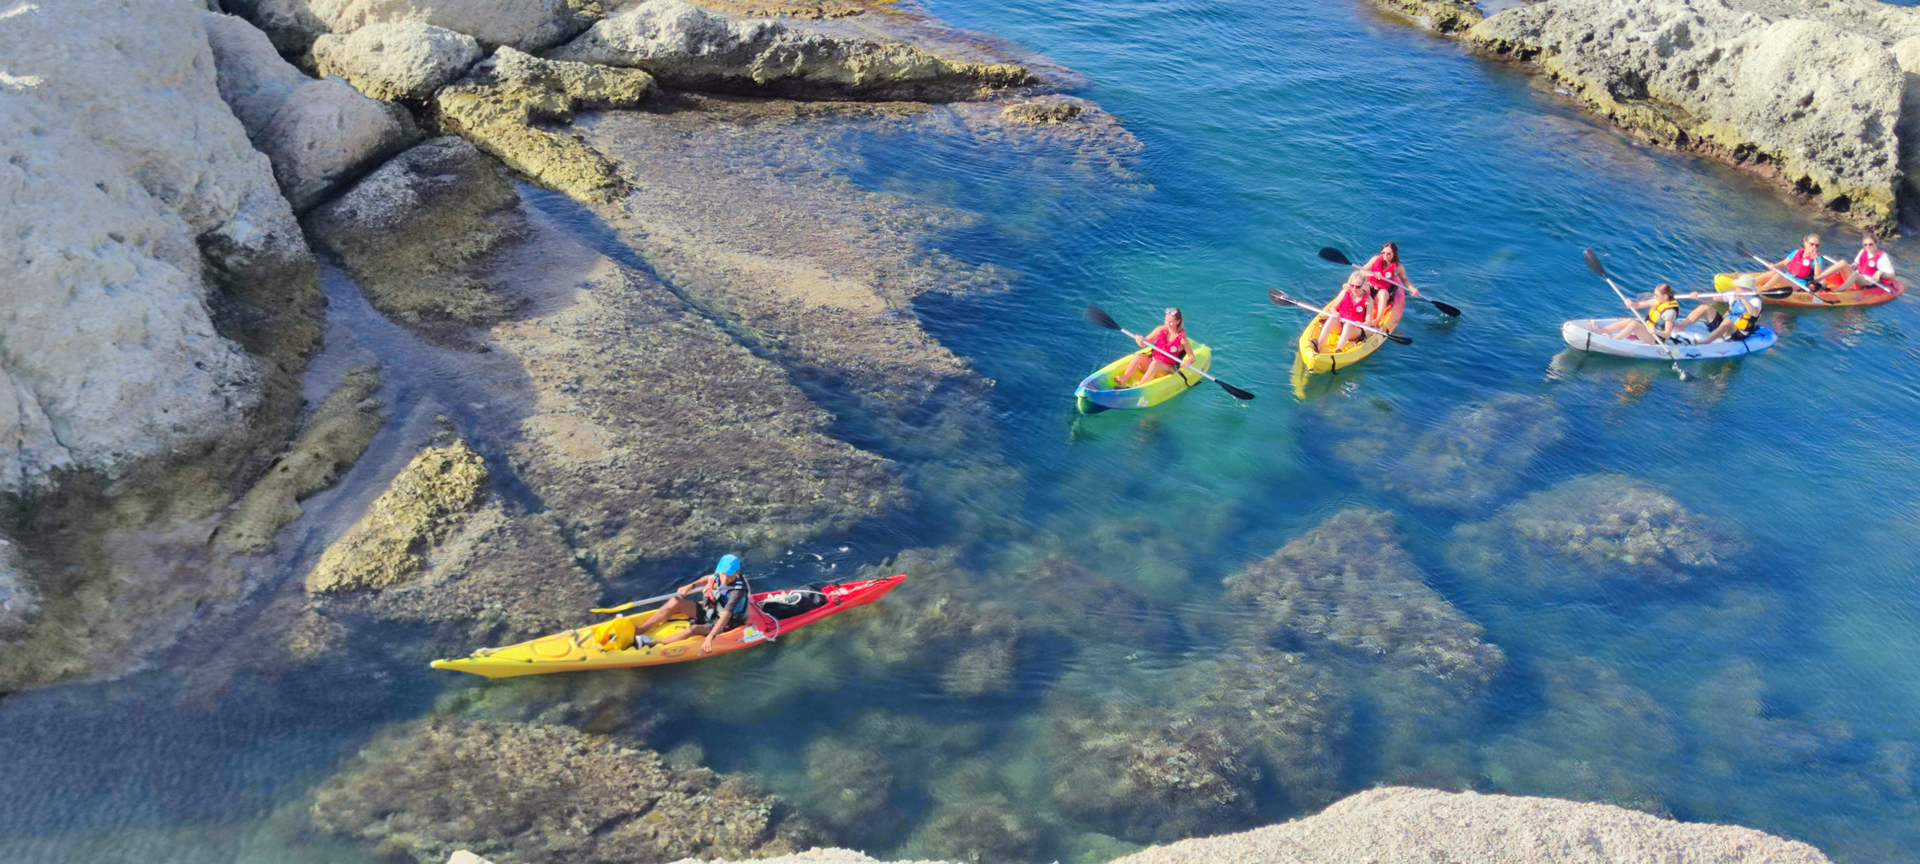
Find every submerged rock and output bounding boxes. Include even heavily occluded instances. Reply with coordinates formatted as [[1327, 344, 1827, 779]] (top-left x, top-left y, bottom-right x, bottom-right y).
[[305, 136, 527, 334], [1447, 474, 1748, 592], [1482, 657, 1682, 815], [314, 21, 487, 102], [309, 717, 815, 864], [802, 737, 895, 829], [305, 440, 489, 593], [1382, 393, 1564, 511], [902, 795, 1041, 864], [549, 0, 1035, 101], [220, 365, 386, 553], [204, 11, 422, 212], [434, 47, 657, 201], [1223, 509, 1504, 690], [1462, 0, 1909, 233]]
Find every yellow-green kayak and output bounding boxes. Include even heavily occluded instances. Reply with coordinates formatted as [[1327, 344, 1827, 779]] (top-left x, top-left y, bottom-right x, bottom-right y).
[[1075, 343, 1212, 413]]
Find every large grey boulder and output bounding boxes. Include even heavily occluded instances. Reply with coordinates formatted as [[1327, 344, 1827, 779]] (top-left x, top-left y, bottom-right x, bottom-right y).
[[314, 0, 592, 51], [313, 21, 485, 101], [1466, 0, 1908, 233], [548, 0, 1034, 101], [221, 0, 333, 55], [0, 0, 313, 492], [204, 11, 420, 212]]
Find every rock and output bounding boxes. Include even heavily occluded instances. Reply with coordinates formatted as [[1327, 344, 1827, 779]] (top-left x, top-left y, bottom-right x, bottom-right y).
[[1464, 0, 1907, 233], [305, 136, 525, 334], [1371, 0, 1483, 35], [220, 0, 332, 56], [311, 0, 597, 52], [446, 853, 494, 864], [1222, 509, 1505, 690], [1383, 393, 1563, 510], [549, 0, 1035, 101], [1446, 474, 1748, 592], [0, 0, 317, 494], [433, 47, 656, 200], [313, 21, 486, 102], [0, 541, 37, 642], [802, 737, 894, 829], [901, 796, 1040, 864], [1000, 99, 1083, 124], [204, 11, 423, 212], [309, 717, 816, 864], [219, 365, 385, 553], [1895, 36, 1920, 220], [304, 439, 489, 593], [1482, 658, 1682, 815]]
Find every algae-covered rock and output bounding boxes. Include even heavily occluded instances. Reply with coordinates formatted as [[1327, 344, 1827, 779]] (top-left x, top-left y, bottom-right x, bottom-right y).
[[309, 717, 815, 864], [802, 737, 894, 829], [844, 548, 1023, 697], [1001, 100, 1083, 125], [1447, 474, 1747, 592], [549, 0, 1034, 101], [434, 47, 656, 201], [1371, 0, 1483, 34], [1383, 393, 1564, 510], [306, 136, 526, 335], [220, 366, 385, 553], [1465, 0, 1907, 233], [901, 795, 1040, 864], [305, 440, 489, 593], [1223, 509, 1504, 690], [314, 21, 486, 102], [1482, 657, 1682, 815]]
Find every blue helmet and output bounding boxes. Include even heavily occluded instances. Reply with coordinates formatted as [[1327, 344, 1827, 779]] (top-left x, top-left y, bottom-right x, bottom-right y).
[[714, 554, 742, 576]]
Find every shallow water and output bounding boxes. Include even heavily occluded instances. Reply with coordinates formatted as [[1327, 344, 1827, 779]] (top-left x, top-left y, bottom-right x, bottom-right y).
[[7, 0, 1920, 861]]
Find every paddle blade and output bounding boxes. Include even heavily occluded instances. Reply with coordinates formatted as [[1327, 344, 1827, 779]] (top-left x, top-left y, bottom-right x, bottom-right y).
[[1427, 298, 1462, 316], [1386, 332, 1413, 345], [1268, 288, 1294, 306], [1734, 241, 1753, 260], [1583, 248, 1608, 279], [1216, 379, 1256, 400], [1759, 287, 1795, 299], [1084, 304, 1120, 331], [590, 602, 638, 614], [1318, 247, 1353, 266]]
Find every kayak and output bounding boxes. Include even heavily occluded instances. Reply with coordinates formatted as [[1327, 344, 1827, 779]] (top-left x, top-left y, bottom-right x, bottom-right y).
[[1713, 271, 1906, 307], [1075, 342, 1213, 413], [1561, 318, 1777, 360], [1296, 286, 1406, 373], [430, 575, 905, 679]]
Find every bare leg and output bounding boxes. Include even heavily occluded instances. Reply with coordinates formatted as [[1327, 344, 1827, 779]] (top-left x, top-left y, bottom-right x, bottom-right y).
[[632, 596, 698, 638], [1314, 315, 1337, 351], [1337, 321, 1361, 351], [1140, 357, 1176, 384], [1118, 352, 1152, 387]]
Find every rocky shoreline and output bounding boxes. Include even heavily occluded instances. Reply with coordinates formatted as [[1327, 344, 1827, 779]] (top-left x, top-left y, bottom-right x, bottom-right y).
[[1371, 0, 1920, 235]]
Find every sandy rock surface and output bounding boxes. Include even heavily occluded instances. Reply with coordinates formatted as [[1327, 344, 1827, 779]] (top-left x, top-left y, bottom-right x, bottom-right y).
[[305, 439, 489, 593], [1463, 0, 1910, 233], [311, 0, 596, 51], [306, 136, 526, 334], [314, 20, 485, 101], [0, 0, 314, 494], [687, 786, 1832, 864], [312, 717, 816, 864], [434, 48, 656, 200], [550, 0, 1033, 101]]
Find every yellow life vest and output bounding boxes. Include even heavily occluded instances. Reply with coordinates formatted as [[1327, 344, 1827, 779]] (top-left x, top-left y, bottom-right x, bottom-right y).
[[1646, 299, 1679, 328], [592, 617, 636, 651]]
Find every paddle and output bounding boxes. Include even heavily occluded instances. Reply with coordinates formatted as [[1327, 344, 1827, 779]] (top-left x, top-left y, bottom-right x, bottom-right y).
[[591, 592, 677, 615], [1268, 288, 1413, 344], [1735, 242, 1834, 304], [1084, 305, 1255, 400], [1317, 247, 1462, 317], [1583, 248, 1688, 380], [1674, 288, 1795, 301]]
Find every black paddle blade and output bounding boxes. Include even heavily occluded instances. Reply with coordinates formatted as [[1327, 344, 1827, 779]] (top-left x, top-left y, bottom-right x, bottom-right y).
[[1386, 332, 1414, 345], [1318, 247, 1353, 267], [1268, 288, 1294, 306], [1084, 304, 1120, 331], [1583, 248, 1608, 279], [1759, 287, 1795, 299], [1216, 379, 1256, 400], [1427, 298, 1462, 317], [1734, 241, 1754, 260]]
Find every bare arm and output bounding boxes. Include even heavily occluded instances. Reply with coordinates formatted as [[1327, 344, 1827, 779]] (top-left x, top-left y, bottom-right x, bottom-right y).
[[1394, 263, 1420, 296]]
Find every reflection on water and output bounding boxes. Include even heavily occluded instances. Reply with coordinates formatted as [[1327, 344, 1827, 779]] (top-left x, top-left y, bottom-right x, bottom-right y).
[[7, 0, 1920, 861]]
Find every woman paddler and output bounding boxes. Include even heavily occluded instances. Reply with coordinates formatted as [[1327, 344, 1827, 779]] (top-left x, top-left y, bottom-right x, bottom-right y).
[[1312, 271, 1374, 353], [1815, 233, 1895, 292], [1757, 234, 1823, 292], [629, 554, 753, 654], [1360, 241, 1423, 314], [1117, 307, 1191, 387]]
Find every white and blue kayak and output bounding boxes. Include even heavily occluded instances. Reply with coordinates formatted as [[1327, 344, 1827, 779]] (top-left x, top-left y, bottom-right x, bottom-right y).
[[1561, 318, 1777, 360]]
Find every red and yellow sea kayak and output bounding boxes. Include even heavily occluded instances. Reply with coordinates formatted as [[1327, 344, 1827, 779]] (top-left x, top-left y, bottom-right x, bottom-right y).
[[1714, 271, 1906, 307], [430, 575, 905, 679]]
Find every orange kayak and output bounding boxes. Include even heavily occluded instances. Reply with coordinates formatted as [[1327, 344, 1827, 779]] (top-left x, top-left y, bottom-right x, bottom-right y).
[[1714, 271, 1905, 307], [430, 575, 905, 679]]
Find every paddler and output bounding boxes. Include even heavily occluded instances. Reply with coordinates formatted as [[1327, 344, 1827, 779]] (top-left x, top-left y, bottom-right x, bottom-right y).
[[1815, 233, 1895, 292], [1600, 282, 1681, 342], [1311, 271, 1373, 353], [631, 554, 753, 654], [1360, 241, 1424, 313], [1117, 307, 1191, 386], [1756, 234, 1822, 292], [1672, 274, 1765, 344]]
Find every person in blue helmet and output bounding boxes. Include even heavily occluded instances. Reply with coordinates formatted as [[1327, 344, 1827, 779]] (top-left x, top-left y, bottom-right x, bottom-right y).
[[631, 554, 753, 654]]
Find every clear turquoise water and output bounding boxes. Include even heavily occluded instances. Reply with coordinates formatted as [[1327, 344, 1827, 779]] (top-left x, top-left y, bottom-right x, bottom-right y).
[[6, 0, 1920, 861]]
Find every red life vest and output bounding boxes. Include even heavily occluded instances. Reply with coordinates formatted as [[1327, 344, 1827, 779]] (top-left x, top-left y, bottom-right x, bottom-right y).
[[1785, 248, 1817, 280], [1367, 256, 1398, 292], [1856, 248, 1885, 279], [1150, 327, 1186, 362]]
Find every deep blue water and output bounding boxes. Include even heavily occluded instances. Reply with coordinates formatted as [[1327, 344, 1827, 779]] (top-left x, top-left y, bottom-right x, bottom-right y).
[[5, 1, 1920, 861]]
